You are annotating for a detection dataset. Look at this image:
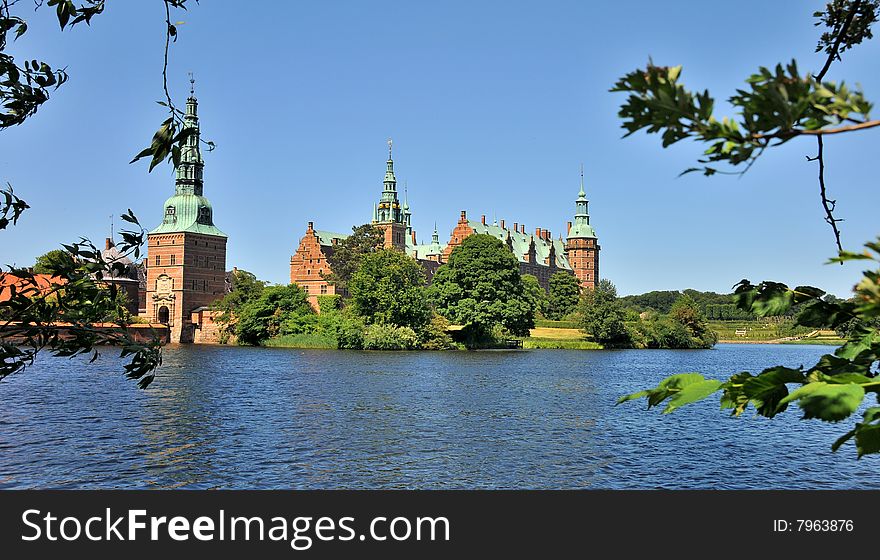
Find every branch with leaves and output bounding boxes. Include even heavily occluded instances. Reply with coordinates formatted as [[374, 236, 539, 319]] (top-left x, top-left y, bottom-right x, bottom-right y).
[[611, 0, 880, 252], [1, 0, 204, 387], [1, 210, 162, 387], [614, 1, 880, 457], [619, 239, 880, 457]]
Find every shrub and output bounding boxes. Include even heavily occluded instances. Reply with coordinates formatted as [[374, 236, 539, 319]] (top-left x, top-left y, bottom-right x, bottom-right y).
[[362, 323, 420, 350]]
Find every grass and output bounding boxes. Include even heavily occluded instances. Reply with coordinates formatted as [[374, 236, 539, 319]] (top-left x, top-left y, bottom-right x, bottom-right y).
[[534, 319, 581, 329], [264, 333, 338, 349], [530, 327, 587, 340], [525, 326, 602, 349], [523, 338, 603, 350]]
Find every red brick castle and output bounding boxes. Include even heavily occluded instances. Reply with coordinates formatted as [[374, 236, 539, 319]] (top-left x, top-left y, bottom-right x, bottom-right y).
[[290, 143, 600, 308]]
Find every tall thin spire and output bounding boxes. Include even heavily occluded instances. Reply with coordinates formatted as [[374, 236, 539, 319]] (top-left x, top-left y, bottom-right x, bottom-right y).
[[579, 163, 585, 198]]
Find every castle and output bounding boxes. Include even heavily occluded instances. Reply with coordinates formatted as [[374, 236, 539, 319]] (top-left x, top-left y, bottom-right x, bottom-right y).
[[289, 140, 600, 308], [141, 88, 600, 342], [143, 84, 228, 343]]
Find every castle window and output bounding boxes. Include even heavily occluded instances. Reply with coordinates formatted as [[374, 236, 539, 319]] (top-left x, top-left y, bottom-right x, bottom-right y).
[[170, 254, 176, 265], [155, 255, 160, 266], [321, 284, 328, 294], [197, 206, 212, 225]]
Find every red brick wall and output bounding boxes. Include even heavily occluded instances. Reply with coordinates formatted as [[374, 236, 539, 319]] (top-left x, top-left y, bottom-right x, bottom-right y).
[[289, 223, 338, 309], [144, 232, 227, 342], [565, 237, 599, 290]]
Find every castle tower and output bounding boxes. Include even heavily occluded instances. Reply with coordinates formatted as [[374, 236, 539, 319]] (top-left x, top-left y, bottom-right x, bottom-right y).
[[371, 139, 407, 251], [144, 79, 228, 342], [565, 165, 600, 289]]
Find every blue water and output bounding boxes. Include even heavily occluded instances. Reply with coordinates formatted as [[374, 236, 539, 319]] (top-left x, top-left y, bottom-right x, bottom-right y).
[[0, 344, 876, 489]]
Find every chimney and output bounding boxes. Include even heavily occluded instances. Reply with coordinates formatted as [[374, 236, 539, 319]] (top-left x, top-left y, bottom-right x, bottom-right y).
[[521, 224, 526, 234], [411, 231, 417, 245], [500, 219, 506, 230], [460, 210, 467, 222], [535, 227, 542, 237], [105, 237, 113, 250], [513, 222, 519, 233], [545, 230, 551, 240], [307, 221, 314, 232], [481, 214, 486, 225], [567, 221, 572, 235]]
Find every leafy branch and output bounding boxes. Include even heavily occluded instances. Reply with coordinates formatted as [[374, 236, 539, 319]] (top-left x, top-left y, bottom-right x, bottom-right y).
[[611, 0, 879, 254], [618, 238, 880, 457], [1, 210, 162, 387]]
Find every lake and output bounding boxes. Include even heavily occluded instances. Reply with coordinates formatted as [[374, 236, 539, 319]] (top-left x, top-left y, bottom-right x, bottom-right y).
[[0, 343, 876, 489]]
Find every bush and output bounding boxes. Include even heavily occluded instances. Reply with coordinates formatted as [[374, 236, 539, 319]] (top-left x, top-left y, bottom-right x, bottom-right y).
[[317, 309, 366, 349], [419, 313, 457, 350], [362, 323, 420, 350]]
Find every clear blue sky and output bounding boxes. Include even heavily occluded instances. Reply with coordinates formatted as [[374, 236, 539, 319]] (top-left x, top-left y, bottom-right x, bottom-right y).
[[1, 1, 877, 297]]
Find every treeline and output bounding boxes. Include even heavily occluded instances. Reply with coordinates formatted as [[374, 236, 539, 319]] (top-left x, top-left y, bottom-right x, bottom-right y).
[[619, 289, 754, 318]]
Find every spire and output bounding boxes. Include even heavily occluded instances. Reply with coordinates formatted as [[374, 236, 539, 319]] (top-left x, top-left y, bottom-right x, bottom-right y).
[[376, 138, 403, 224], [578, 163, 586, 198], [150, 77, 226, 238], [432, 222, 439, 244], [567, 164, 596, 240], [176, 73, 203, 197]]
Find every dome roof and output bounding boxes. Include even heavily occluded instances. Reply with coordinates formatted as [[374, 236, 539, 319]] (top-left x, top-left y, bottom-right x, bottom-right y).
[[149, 193, 227, 237]]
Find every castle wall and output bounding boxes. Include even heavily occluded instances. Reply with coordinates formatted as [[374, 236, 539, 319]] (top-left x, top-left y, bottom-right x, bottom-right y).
[[145, 232, 227, 343]]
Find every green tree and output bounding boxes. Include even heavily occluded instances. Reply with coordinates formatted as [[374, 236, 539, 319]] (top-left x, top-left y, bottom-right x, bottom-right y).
[[234, 284, 315, 346], [615, 1, 880, 456], [323, 224, 385, 295], [579, 279, 630, 347], [521, 274, 547, 317], [546, 272, 581, 320], [669, 295, 718, 348], [430, 234, 534, 340], [214, 269, 266, 340], [348, 249, 431, 331], [32, 249, 75, 274]]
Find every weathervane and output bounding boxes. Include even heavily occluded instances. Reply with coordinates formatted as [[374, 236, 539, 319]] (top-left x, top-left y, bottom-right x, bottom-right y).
[[188, 71, 195, 95], [387, 137, 393, 159]]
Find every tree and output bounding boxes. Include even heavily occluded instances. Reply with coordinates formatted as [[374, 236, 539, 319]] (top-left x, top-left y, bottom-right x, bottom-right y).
[[430, 234, 534, 340], [546, 272, 580, 320], [616, 1, 880, 456], [323, 224, 384, 295], [213, 269, 266, 340], [579, 279, 630, 347], [521, 274, 547, 317], [348, 249, 431, 331], [234, 284, 315, 346], [669, 295, 717, 348], [32, 249, 75, 274]]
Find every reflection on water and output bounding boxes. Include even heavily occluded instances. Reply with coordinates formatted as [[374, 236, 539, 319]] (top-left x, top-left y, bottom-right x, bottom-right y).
[[0, 344, 877, 489]]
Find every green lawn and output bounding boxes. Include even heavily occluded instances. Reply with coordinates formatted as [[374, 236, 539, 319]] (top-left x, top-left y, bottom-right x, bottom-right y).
[[264, 333, 338, 349]]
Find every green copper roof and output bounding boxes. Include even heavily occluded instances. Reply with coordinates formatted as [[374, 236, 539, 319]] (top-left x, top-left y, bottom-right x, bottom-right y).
[[467, 220, 572, 270], [315, 230, 349, 247], [568, 167, 596, 239], [407, 225, 446, 260], [150, 193, 227, 236]]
